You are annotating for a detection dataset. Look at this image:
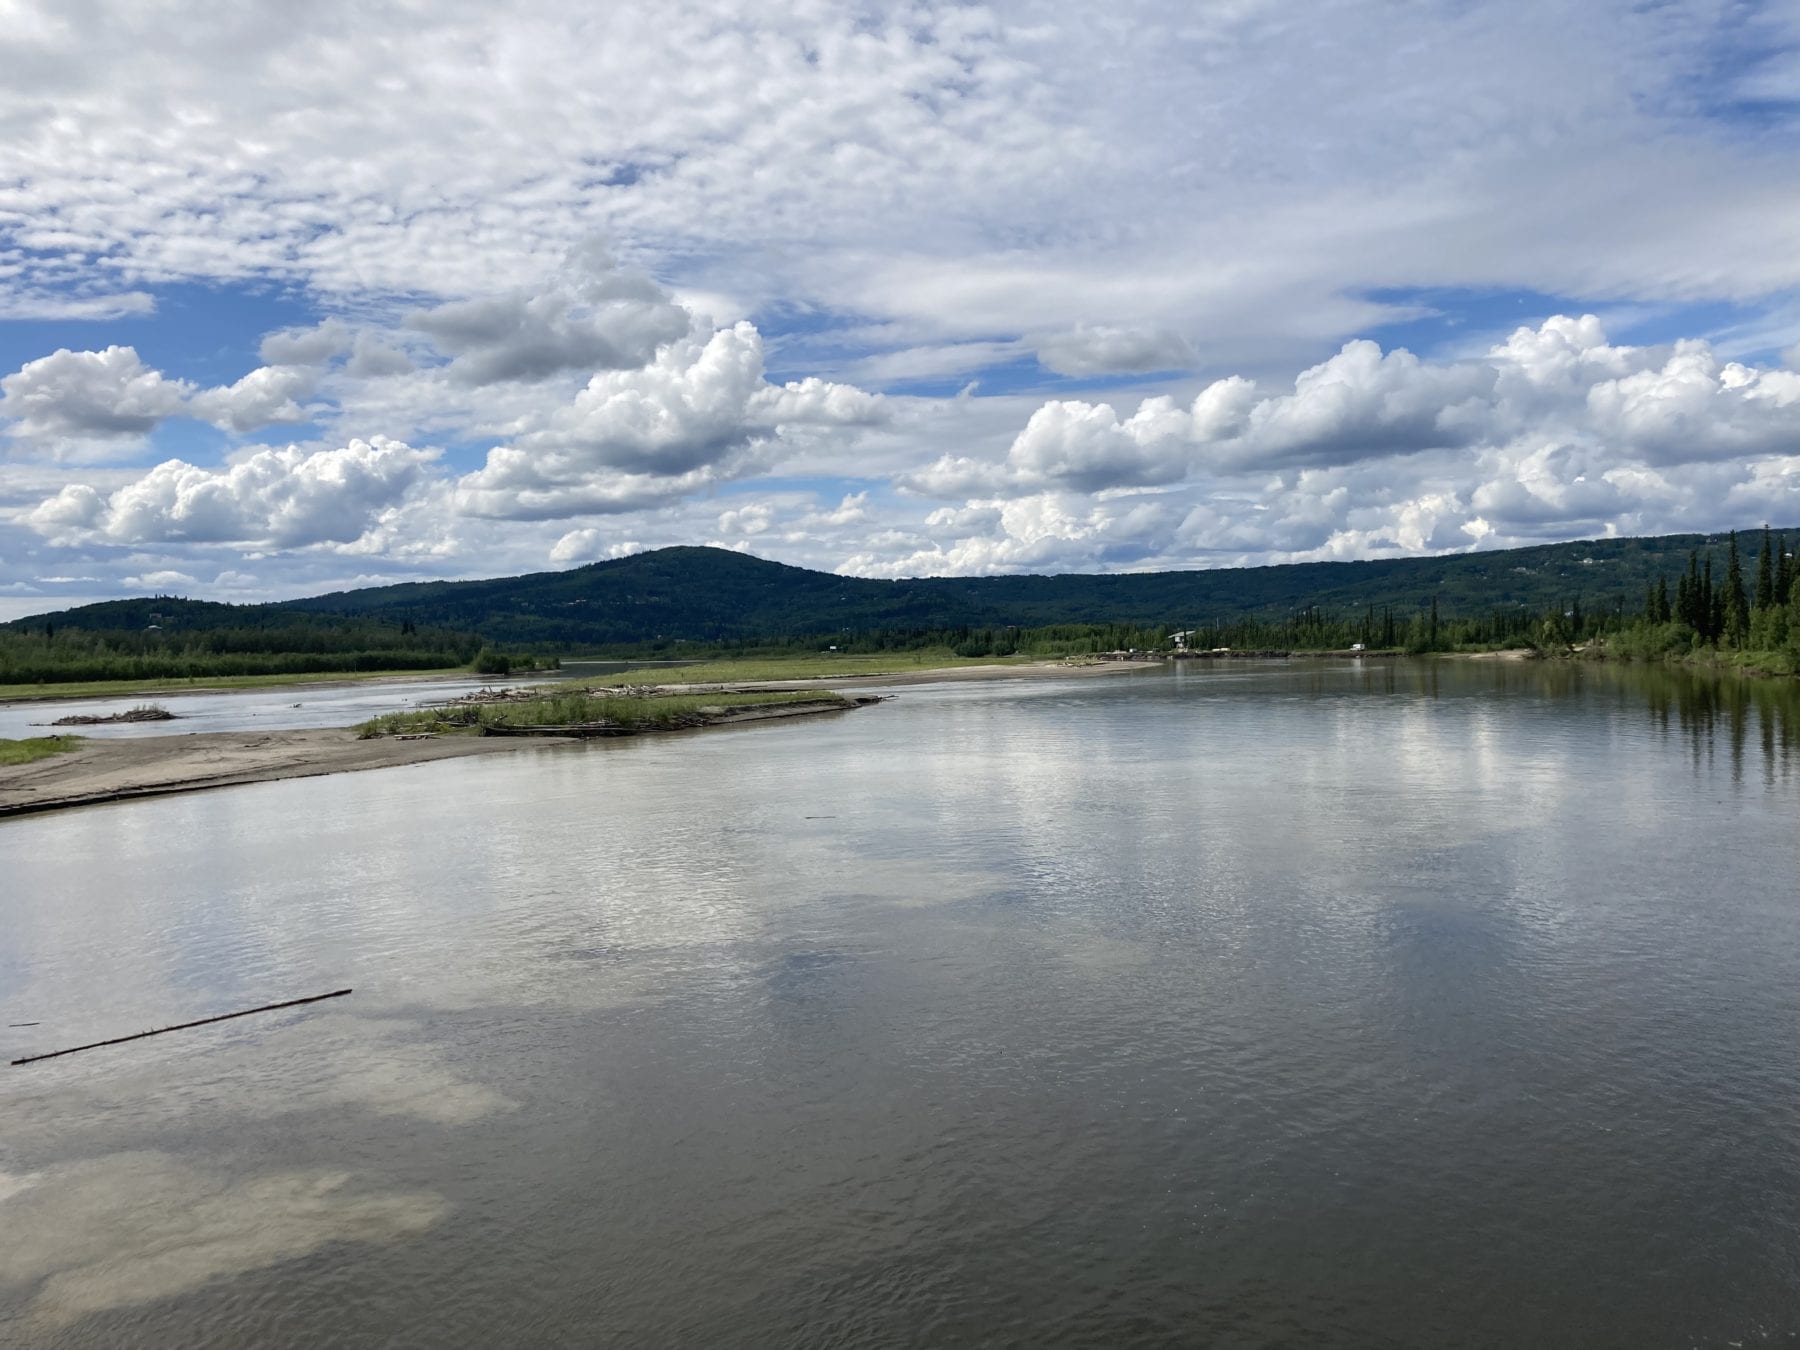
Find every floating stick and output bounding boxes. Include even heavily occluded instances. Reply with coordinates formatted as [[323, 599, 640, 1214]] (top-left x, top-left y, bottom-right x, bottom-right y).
[[10, 989, 352, 1066]]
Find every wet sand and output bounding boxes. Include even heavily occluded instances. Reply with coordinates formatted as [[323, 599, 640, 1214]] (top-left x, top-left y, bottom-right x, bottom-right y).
[[0, 729, 554, 818]]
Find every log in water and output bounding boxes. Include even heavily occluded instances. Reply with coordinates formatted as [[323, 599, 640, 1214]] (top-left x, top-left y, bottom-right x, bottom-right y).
[[10, 989, 353, 1066]]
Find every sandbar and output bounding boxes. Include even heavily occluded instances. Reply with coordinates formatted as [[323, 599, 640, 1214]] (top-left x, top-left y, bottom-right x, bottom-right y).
[[0, 662, 1131, 818], [0, 728, 556, 818]]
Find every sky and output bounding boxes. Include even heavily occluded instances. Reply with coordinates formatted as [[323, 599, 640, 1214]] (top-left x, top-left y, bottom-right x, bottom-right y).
[[2, 0, 1799, 619]]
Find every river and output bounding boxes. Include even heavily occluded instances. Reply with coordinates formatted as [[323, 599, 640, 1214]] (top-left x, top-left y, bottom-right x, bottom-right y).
[[3, 659, 1798, 1347]]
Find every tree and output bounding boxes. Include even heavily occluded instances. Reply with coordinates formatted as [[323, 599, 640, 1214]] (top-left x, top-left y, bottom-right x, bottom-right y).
[[1678, 551, 1702, 631], [1756, 526, 1776, 611], [1723, 532, 1749, 647]]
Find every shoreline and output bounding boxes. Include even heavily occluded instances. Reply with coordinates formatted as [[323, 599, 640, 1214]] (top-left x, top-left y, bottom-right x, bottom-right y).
[[0, 698, 867, 819], [0, 660, 1127, 817]]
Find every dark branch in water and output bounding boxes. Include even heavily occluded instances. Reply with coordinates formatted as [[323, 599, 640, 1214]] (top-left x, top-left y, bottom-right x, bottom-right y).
[[10, 988, 352, 1066]]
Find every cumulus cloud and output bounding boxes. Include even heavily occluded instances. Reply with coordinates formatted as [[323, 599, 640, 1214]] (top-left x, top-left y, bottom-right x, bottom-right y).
[[28, 437, 438, 547], [908, 318, 1800, 504], [0, 345, 316, 454], [0, 346, 190, 450], [188, 364, 315, 433], [412, 248, 690, 385], [865, 316, 1800, 576], [454, 321, 883, 519]]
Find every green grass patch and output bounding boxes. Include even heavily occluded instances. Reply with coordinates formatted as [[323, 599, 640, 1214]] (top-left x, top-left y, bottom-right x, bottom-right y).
[[359, 689, 845, 738], [576, 651, 1029, 687], [0, 735, 81, 765], [0, 667, 470, 704]]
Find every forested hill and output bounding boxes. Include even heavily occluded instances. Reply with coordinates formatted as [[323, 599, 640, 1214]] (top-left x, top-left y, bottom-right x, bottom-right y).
[[7, 530, 1783, 650], [273, 531, 1775, 645]]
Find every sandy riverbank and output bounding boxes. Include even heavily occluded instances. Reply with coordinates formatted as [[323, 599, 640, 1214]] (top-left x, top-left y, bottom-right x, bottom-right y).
[[0, 696, 885, 817], [0, 728, 553, 818], [0, 662, 1132, 817]]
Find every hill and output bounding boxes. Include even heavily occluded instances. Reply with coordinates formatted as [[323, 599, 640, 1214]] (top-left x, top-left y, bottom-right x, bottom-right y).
[[278, 533, 1775, 645], [7, 530, 1786, 650]]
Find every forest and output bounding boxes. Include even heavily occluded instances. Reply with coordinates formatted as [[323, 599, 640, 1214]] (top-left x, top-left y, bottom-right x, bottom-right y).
[[0, 598, 491, 685], [4, 528, 1799, 684]]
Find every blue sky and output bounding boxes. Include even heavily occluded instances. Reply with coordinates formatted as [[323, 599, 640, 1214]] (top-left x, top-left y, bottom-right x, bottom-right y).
[[2, 0, 1799, 618]]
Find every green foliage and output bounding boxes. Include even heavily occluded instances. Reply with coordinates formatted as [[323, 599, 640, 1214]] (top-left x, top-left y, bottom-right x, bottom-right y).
[[0, 735, 80, 766], [0, 596, 484, 686], [358, 689, 842, 737], [259, 533, 1797, 648], [10, 530, 1800, 679]]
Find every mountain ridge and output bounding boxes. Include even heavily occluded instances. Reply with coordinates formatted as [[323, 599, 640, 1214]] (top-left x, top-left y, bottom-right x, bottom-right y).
[[7, 530, 1788, 648]]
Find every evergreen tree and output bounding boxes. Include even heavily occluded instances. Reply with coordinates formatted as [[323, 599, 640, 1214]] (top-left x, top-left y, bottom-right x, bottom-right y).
[[1654, 576, 1671, 624], [1679, 551, 1702, 630], [1779, 535, 1794, 607], [1724, 532, 1749, 647], [1756, 526, 1776, 611], [1428, 596, 1440, 648]]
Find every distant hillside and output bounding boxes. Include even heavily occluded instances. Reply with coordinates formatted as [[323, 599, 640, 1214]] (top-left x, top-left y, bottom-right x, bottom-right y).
[[283, 531, 1778, 645], [7, 531, 1786, 649]]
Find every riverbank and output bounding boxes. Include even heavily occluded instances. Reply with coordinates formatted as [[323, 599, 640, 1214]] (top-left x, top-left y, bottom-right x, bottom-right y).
[[0, 660, 1154, 816], [0, 698, 871, 817], [0, 728, 544, 817]]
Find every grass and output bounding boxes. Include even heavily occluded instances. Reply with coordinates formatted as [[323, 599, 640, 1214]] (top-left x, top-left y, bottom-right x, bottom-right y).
[[0, 667, 471, 704], [358, 689, 845, 738], [0, 735, 81, 766], [577, 650, 1032, 687]]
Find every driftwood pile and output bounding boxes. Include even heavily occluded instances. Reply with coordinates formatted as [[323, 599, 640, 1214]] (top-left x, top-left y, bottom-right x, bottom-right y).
[[50, 705, 179, 726]]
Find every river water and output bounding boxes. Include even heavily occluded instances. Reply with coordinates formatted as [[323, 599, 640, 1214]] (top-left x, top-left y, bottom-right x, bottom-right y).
[[3, 659, 1799, 1348], [0, 674, 542, 741]]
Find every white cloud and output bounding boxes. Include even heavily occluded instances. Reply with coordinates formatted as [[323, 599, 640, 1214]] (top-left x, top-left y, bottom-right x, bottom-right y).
[[188, 364, 315, 433], [0, 290, 155, 320], [1034, 325, 1197, 377], [907, 318, 1800, 502], [259, 318, 352, 367], [453, 321, 883, 520], [28, 437, 438, 547], [411, 247, 690, 385], [3, 3, 1800, 595], [122, 569, 196, 589], [0, 346, 317, 454], [0, 346, 190, 451]]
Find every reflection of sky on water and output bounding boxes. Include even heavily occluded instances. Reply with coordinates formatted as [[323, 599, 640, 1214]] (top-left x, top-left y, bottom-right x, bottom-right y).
[[4, 660, 1800, 1345], [0, 674, 534, 740]]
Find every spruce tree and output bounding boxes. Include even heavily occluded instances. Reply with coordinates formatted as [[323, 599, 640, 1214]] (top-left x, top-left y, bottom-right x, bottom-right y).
[[1655, 576, 1671, 624], [1756, 526, 1775, 611], [1724, 532, 1749, 647], [1779, 535, 1794, 607]]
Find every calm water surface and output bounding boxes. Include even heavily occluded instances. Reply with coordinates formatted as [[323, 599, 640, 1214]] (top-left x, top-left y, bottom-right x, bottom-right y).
[[0, 674, 537, 741], [3, 659, 1800, 1348]]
